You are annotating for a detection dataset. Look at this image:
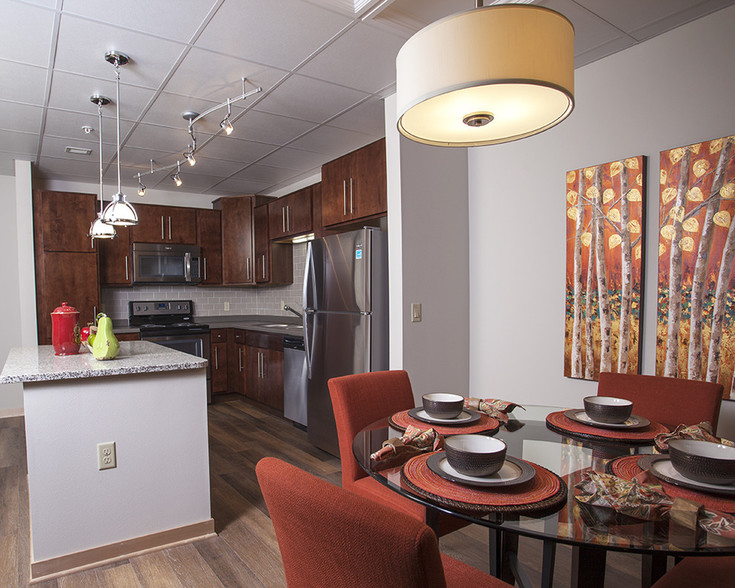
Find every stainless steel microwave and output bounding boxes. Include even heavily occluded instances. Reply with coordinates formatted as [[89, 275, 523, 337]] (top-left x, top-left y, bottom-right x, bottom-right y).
[[131, 243, 202, 285]]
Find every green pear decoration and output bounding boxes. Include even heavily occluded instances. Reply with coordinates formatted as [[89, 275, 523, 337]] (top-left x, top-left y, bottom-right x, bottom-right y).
[[92, 313, 120, 360]]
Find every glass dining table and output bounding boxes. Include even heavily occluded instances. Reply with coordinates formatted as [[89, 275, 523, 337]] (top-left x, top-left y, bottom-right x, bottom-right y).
[[352, 405, 735, 588]]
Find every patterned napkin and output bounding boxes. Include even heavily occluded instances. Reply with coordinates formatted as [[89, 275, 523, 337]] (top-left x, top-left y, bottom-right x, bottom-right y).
[[369, 425, 443, 471], [464, 398, 525, 424], [654, 421, 734, 452]]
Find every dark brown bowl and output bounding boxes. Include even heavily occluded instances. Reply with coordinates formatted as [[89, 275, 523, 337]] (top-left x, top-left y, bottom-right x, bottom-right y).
[[422, 393, 464, 419], [583, 396, 633, 424], [444, 435, 507, 477], [668, 440, 735, 485]]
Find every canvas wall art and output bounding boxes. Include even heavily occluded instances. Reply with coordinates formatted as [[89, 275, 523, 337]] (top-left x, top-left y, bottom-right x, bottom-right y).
[[657, 135, 735, 398], [565, 157, 645, 380]]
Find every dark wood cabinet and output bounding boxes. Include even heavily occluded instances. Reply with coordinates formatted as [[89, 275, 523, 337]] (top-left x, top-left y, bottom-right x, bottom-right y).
[[228, 330, 247, 395], [196, 209, 222, 285], [115, 332, 140, 341], [215, 196, 257, 285], [321, 139, 386, 227], [268, 186, 313, 240], [210, 328, 229, 395], [133, 204, 197, 244], [255, 205, 293, 285], [34, 190, 99, 252], [98, 226, 132, 286], [246, 331, 284, 411]]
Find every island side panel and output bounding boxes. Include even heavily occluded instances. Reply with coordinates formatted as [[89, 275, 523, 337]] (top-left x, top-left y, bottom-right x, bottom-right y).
[[23, 368, 211, 563]]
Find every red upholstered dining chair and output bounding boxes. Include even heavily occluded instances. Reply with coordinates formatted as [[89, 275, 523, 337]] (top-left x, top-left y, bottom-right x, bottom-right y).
[[256, 457, 510, 588], [651, 556, 735, 587], [597, 372, 724, 430], [328, 370, 466, 536]]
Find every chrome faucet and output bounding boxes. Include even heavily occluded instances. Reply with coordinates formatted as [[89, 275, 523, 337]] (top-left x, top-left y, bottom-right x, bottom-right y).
[[283, 304, 303, 319]]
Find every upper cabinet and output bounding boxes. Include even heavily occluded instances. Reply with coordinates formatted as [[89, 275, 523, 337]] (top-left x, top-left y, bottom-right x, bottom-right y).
[[321, 139, 386, 227], [35, 190, 99, 252], [133, 204, 197, 244], [196, 209, 222, 286], [255, 204, 292, 285], [99, 226, 132, 286], [268, 185, 313, 240]]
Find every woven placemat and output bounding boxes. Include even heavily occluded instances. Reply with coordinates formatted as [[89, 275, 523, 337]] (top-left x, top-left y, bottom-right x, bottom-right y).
[[609, 455, 735, 514], [390, 410, 499, 436], [400, 452, 567, 515], [546, 410, 669, 444]]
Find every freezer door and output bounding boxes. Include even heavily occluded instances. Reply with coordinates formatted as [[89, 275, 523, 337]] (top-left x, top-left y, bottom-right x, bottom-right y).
[[306, 311, 370, 457]]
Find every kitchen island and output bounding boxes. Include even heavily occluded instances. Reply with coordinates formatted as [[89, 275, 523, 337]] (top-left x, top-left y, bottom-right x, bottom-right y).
[[0, 341, 214, 581]]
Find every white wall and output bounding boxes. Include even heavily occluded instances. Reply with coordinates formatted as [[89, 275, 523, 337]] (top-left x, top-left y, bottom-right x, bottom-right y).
[[467, 6, 735, 437]]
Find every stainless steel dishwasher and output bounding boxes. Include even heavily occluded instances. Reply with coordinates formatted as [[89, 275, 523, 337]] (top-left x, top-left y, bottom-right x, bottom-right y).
[[283, 335, 307, 428]]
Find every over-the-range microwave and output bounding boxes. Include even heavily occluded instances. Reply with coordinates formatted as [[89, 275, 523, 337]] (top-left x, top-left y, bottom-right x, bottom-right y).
[[131, 242, 202, 285]]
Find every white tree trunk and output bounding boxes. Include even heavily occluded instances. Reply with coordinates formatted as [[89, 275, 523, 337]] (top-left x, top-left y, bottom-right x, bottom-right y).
[[618, 162, 632, 373], [571, 173, 586, 377], [688, 138, 733, 379], [706, 214, 735, 383], [594, 166, 612, 373], [584, 219, 597, 380], [664, 147, 692, 377]]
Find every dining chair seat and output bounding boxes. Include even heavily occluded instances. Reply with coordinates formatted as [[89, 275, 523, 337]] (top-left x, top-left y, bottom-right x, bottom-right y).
[[256, 457, 511, 588], [597, 372, 723, 430], [651, 556, 735, 587]]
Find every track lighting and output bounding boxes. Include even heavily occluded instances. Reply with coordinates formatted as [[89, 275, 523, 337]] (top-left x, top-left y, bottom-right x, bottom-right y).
[[137, 174, 146, 196], [220, 98, 234, 135], [185, 150, 196, 166], [172, 163, 182, 187]]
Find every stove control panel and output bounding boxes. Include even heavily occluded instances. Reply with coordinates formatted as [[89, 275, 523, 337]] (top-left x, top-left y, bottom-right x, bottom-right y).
[[129, 300, 192, 318]]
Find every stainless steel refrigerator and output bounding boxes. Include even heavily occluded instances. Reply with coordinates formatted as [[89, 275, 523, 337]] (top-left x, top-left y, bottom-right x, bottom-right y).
[[303, 227, 389, 457]]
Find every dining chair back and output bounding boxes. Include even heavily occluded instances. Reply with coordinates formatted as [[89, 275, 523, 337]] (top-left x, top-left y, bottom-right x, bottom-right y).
[[597, 372, 723, 430], [256, 457, 508, 588]]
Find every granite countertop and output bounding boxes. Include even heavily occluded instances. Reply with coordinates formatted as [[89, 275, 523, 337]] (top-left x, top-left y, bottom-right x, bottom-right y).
[[0, 341, 208, 384]]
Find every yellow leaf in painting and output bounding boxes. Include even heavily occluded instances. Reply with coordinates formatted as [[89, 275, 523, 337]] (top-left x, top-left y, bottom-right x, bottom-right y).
[[690, 143, 702, 154], [581, 232, 592, 247], [609, 234, 622, 249], [669, 148, 685, 165], [603, 188, 616, 203], [669, 206, 685, 222], [628, 188, 642, 202], [721, 183, 735, 199], [625, 157, 640, 169], [710, 138, 724, 154], [637, 173, 643, 186], [610, 162, 623, 176], [687, 187, 704, 201], [679, 237, 695, 252], [608, 208, 621, 222], [693, 159, 710, 178], [567, 207, 579, 221], [567, 190, 579, 205], [584, 167, 596, 180], [566, 170, 576, 183], [662, 187, 678, 204], [659, 243, 666, 256], [660, 169, 668, 184], [634, 244, 642, 259], [628, 220, 641, 233], [660, 225, 676, 240], [683, 217, 700, 232], [714, 210, 731, 228], [586, 185, 600, 200]]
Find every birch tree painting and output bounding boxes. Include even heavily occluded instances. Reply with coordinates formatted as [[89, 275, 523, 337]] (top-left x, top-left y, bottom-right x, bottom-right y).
[[565, 157, 645, 380], [656, 135, 735, 399]]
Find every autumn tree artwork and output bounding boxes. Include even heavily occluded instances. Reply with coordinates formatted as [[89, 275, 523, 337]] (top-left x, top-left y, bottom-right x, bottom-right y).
[[657, 135, 735, 399], [565, 157, 645, 380]]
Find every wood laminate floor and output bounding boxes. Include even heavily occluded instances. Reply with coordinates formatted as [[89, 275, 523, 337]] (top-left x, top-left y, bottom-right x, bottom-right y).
[[0, 397, 642, 587]]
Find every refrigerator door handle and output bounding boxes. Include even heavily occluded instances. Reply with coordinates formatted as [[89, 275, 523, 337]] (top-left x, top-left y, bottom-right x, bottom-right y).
[[304, 309, 316, 379]]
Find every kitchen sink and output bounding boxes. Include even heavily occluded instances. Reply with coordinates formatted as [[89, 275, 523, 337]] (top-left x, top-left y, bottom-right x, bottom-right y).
[[257, 323, 303, 330]]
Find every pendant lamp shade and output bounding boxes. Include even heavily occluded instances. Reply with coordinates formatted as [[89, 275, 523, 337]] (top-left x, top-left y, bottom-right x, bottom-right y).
[[89, 214, 117, 239], [396, 5, 575, 147], [102, 192, 138, 226]]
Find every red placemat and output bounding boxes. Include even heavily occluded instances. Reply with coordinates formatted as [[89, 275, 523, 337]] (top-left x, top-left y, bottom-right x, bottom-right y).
[[400, 452, 567, 515], [610, 455, 735, 514], [389, 410, 499, 436], [546, 410, 669, 444]]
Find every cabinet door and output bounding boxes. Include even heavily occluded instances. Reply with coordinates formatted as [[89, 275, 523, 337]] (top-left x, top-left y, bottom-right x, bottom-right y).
[[287, 186, 313, 235], [36, 251, 100, 345], [211, 341, 229, 394], [254, 204, 270, 283], [34, 191, 98, 252], [197, 209, 222, 285], [116, 332, 140, 341], [321, 154, 352, 227], [98, 226, 132, 286], [167, 207, 197, 244], [260, 348, 284, 411], [353, 138, 387, 219], [132, 204, 168, 243], [220, 197, 255, 285], [268, 199, 289, 241]]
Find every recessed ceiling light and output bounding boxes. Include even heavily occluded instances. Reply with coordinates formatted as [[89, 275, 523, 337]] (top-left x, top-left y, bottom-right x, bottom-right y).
[[65, 146, 93, 155]]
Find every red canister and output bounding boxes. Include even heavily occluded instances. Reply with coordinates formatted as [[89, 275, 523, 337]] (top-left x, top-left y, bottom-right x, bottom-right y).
[[51, 302, 81, 356]]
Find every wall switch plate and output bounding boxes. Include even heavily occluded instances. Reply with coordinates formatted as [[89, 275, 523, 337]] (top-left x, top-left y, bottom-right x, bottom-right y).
[[224, 301, 230, 311], [98, 442, 116, 470], [411, 303, 422, 323]]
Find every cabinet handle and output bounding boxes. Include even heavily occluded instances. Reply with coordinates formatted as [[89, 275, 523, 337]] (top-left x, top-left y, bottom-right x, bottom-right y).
[[124, 255, 129, 281], [93, 306, 97, 320], [282, 207, 286, 233], [246, 258, 251, 281], [161, 216, 165, 240], [349, 177, 354, 214], [238, 348, 243, 371], [286, 205, 291, 232], [343, 179, 347, 216], [203, 258, 208, 281], [262, 254, 266, 279], [168, 216, 172, 240], [214, 346, 219, 370]]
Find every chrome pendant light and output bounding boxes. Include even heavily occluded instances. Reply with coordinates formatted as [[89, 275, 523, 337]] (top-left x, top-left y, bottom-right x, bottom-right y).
[[88, 94, 116, 240], [101, 51, 138, 226], [396, 3, 575, 147]]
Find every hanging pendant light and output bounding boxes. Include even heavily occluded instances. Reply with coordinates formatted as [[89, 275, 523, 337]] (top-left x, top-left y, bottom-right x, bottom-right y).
[[88, 94, 116, 240], [396, 3, 575, 147], [101, 51, 138, 226]]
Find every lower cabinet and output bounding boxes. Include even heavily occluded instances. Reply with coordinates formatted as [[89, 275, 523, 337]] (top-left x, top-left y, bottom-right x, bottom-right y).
[[210, 329, 229, 395], [115, 332, 140, 342]]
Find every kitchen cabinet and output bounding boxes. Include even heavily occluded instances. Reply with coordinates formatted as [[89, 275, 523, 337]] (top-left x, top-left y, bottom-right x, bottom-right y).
[[98, 226, 132, 286], [321, 139, 386, 227], [196, 209, 222, 285], [210, 328, 228, 395], [254, 204, 293, 285], [115, 332, 140, 341], [268, 185, 313, 240], [133, 204, 197, 244], [32, 190, 101, 345], [245, 331, 284, 411], [229, 329, 247, 396]]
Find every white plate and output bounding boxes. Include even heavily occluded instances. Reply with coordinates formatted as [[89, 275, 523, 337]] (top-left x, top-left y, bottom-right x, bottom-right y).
[[426, 453, 536, 488], [408, 407, 481, 425], [648, 457, 735, 496], [564, 409, 650, 430]]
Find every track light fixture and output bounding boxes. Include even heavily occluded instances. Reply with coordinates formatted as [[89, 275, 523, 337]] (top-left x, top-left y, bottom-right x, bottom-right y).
[[220, 98, 234, 135], [172, 162, 182, 187], [185, 149, 196, 166], [88, 94, 116, 240], [137, 173, 146, 196]]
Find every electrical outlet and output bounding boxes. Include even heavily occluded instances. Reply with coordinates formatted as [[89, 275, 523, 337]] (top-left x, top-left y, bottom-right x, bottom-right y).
[[224, 301, 230, 311], [97, 441, 116, 470], [411, 303, 422, 323]]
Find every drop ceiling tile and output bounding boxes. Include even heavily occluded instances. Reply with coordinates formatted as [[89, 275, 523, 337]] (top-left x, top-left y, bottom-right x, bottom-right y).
[[298, 22, 406, 93], [125, 123, 199, 154], [140, 92, 223, 135], [256, 146, 330, 171], [254, 74, 369, 123], [1, 2, 55, 67], [61, 0, 217, 43], [0, 61, 48, 104], [288, 124, 375, 157], [118, 145, 180, 170], [195, 0, 353, 70], [39, 134, 100, 161], [43, 108, 135, 144], [0, 130, 39, 157], [47, 71, 156, 121], [151, 171, 222, 192], [194, 135, 277, 164], [207, 176, 273, 195], [179, 155, 247, 178], [326, 97, 385, 136], [54, 14, 187, 89], [35, 155, 100, 179], [0, 102, 43, 134], [228, 163, 302, 184], [230, 110, 317, 146], [164, 48, 288, 105]]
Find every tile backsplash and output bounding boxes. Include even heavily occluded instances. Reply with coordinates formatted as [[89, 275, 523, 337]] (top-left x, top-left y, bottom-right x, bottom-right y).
[[101, 243, 307, 321]]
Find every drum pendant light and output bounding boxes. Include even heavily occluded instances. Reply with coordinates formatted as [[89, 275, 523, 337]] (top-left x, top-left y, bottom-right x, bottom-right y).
[[396, 4, 575, 147], [88, 94, 116, 240]]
